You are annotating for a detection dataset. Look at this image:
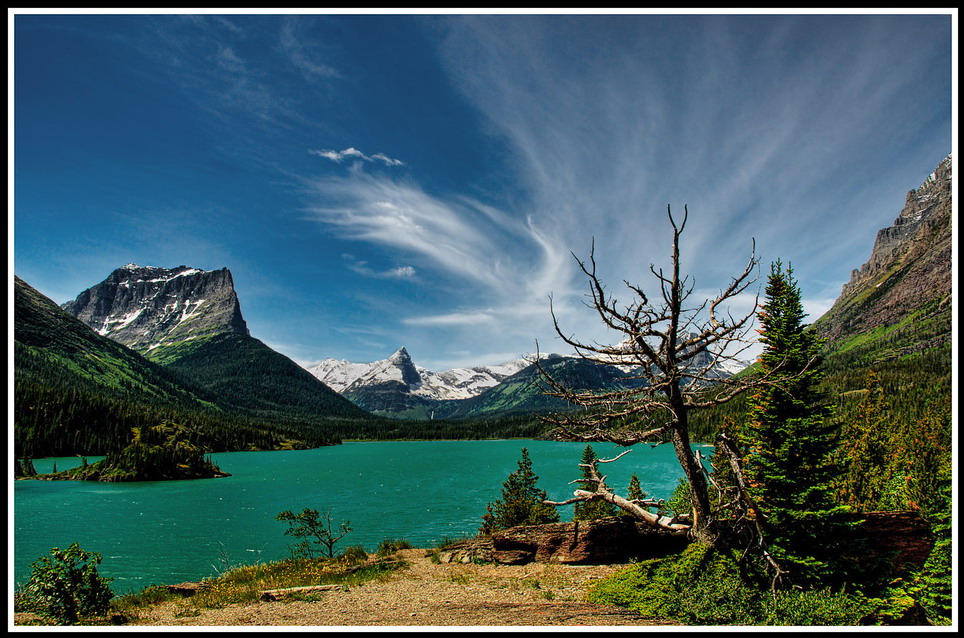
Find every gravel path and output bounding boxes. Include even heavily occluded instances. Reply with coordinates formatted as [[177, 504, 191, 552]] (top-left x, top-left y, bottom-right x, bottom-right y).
[[133, 549, 673, 627]]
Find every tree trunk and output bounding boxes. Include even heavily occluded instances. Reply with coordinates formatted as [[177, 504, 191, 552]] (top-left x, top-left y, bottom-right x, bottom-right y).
[[671, 401, 716, 544]]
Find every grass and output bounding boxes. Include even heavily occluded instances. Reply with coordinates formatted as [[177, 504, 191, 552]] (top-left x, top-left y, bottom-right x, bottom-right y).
[[106, 553, 408, 624]]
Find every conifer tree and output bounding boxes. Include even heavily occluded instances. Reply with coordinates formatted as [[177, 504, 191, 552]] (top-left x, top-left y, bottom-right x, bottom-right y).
[[627, 473, 645, 502], [573, 445, 620, 521], [836, 369, 892, 509], [740, 261, 847, 585], [480, 448, 560, 535]]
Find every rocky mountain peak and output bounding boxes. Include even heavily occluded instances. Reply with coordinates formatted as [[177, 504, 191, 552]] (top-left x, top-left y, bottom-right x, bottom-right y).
[[62, 264, 249, 355], [815, 155, 952, 350], [389, 347, 412, 363], [840, 154, 952, 300]]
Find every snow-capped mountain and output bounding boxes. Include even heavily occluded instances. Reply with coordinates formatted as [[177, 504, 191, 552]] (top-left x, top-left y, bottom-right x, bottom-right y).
[[306, 343, 751, 415], [305, 347, 533, 404], [62, 263, 248, 354]]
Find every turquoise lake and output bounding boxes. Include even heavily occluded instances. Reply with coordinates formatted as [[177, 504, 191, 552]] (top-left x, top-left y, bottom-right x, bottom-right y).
[[13, 439, 704, 593]]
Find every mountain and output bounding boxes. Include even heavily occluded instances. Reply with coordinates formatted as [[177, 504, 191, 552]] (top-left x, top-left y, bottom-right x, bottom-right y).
[[433, 354, 649, 419], [14, 276, 336, 456], [62, 264, 370, 424], [15, 275, 211, 406], [62, 263, 249, 361], [305, 347, 532, 413], [813, 154, 952, 362], [308, 340, 751, 418]]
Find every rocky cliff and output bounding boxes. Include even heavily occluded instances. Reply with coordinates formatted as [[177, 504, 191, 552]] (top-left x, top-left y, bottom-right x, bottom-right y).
[[814, 155, 952, 355], [63, 264, 249, 357]]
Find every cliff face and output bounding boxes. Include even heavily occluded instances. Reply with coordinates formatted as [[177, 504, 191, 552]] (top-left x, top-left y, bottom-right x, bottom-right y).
[[63, 264, 249, 356], [814, 155, 952, 353]]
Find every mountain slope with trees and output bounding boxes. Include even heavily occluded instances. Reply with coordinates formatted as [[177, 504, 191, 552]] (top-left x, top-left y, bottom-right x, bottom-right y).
[[14, 276, 343, 458]]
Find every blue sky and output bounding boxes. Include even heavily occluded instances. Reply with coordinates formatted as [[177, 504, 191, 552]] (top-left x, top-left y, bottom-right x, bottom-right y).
[[10, 10, 955, 371]]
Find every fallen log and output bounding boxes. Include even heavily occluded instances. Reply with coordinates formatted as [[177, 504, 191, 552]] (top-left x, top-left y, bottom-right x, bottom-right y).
[[260, 584, 344, 601]]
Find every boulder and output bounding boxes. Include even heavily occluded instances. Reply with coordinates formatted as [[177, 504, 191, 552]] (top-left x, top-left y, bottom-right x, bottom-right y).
[[434, 537, 494, 564]]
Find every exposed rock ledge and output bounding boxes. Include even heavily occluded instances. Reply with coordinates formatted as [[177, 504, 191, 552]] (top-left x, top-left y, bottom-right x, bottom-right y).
[[437, 511, 934, 570], [438, 516, 689, 565]]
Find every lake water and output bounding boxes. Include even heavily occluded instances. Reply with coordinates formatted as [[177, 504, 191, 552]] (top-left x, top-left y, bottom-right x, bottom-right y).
[[13, 439, 704, 593]]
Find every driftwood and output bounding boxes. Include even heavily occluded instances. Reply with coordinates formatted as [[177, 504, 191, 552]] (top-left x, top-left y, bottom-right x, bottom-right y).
[[165, 581, 210, 597], [260, 584, 344, 601]]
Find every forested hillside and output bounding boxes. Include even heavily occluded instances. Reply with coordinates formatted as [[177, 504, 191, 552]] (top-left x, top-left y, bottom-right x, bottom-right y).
[[14, 276, 343, 457]]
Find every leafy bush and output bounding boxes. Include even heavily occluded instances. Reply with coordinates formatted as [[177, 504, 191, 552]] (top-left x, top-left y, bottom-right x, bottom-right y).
[[587, 542, 871, 626], [16, 543, 114, 624]]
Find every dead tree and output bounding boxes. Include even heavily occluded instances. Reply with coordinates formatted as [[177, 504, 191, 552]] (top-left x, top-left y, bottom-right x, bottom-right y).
[[538, 205, 773, 545]]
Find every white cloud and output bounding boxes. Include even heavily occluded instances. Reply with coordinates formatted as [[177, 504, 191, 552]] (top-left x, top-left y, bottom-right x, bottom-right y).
[[389, 265, 417, 278], [803, 296, 839, 324], [302, 169, 591, 356], [343, 256, 417, 279], [310, 147, 405, 167]]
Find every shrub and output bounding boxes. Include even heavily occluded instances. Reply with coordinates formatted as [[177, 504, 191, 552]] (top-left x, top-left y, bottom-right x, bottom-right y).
[[376, 538, 413, 557], [340, 545, 370, 564], [16, 543, 114, 624], [587, 542, 871, 626]]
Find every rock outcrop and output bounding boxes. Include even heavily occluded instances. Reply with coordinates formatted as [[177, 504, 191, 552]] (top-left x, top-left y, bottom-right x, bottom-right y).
[[438, 517, 690, 566], [438, 511, 933, 571]]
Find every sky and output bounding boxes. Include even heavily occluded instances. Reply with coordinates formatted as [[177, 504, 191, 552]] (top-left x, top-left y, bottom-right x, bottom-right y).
[[10, 9, 956, 371]]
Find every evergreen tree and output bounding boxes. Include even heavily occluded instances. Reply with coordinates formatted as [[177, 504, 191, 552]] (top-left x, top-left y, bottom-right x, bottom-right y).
[[627, 473, 645, 502], [740, 261, 848, 586], [480, 448, 560, 535], [573, 445, 620, 521], [836, 370, 892, 509]]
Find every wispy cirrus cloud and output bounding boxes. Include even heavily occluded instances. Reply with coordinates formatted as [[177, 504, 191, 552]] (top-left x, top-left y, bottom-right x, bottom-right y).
[[279, 16, 341, 80], [304, 169, 578, 335], [310, 147, 405, 167]]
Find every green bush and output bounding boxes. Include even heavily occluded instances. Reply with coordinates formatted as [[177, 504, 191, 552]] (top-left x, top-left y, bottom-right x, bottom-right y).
[[16, 543, 114, 624], [376, 538, 413, 557], [340, 545, 370, 564], [587, 542, 871, 626]]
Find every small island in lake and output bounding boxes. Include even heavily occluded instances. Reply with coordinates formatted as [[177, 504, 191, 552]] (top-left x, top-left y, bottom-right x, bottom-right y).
[[17, 421, 230, 482]]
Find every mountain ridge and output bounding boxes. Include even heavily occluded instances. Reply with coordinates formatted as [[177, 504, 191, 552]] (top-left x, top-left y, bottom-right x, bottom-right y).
[[305, 347, 535, 404], [62, 263, 249, 357], [813, 154, 952, 360]]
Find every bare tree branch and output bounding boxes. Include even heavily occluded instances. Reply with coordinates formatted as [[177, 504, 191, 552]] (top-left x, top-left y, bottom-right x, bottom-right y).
[[544, 450, 689, 533], [536, 205, 773, 545]]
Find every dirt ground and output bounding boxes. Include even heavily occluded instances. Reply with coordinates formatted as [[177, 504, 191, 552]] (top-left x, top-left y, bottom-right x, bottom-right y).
[[129, 549, 674, 627]]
